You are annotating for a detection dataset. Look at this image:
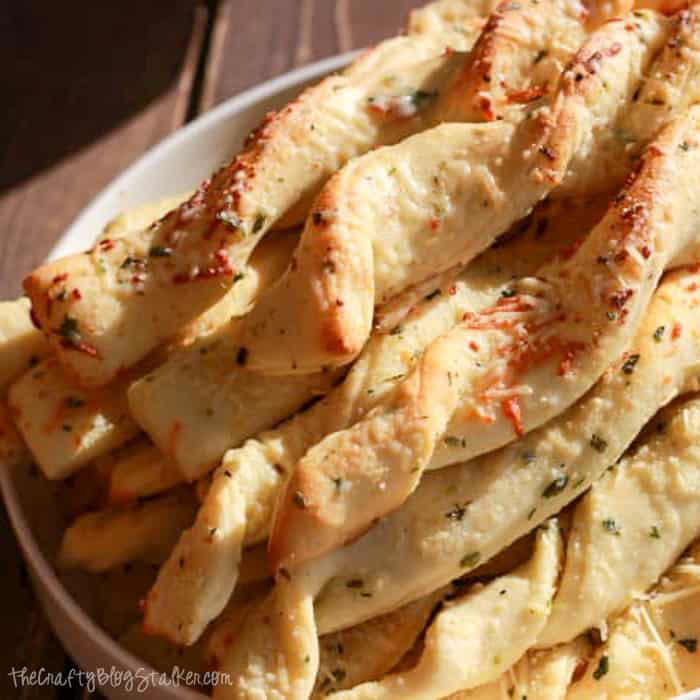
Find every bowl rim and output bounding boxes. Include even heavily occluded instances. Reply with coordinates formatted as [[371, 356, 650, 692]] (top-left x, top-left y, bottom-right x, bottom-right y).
[[0, 49, 356, 700], [3, 45, 700, 700]]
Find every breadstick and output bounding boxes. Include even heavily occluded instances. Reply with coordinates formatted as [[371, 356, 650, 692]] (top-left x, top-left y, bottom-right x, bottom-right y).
[[330, 521, 562, 700], [235, 0, 603, 374], [57, 488, 197, 572], [23, 14, 490, 388], [8, 357, 141, 480], [566, 539, 700, 699], [0, 298, 50, 393], [140, 195, 598, 645], [215, 521, 561, 700], [446, 637, 590, 700], [270, 102, 700, 570], [215, 264, 700, 696], [539, 394, 700, 646]]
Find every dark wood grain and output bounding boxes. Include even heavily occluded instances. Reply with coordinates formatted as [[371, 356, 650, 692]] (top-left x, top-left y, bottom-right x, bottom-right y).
[[0, 2, 208, 697], [0, 1, 208, 299], [200, 0, 427, 111], [0, 2, 434, 697]]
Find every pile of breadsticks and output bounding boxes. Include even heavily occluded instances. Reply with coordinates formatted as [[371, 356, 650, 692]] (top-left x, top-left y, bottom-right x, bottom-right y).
[[3, 0, 700, 697]]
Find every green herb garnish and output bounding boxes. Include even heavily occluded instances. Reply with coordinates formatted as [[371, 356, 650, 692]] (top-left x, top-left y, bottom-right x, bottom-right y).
[[593, 655, 609, 680], [543, 475, 568, 498]]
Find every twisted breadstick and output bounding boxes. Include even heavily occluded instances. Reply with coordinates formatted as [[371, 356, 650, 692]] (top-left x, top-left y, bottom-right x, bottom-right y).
[[216, 262, 700, 699], [271, 102, 700, 570], [22, 3, 492, 388], [140, 196, 598, 644], [539, 393, 700, 647]]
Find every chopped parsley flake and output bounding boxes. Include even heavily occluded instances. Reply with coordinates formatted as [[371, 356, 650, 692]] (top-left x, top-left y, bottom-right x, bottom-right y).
[[593, 655, 609, 680], [252, 213, 266, 233], [602, 518, 621, 535], [410, 89, 437, 109], [678, 638, 697, 653], [649, 525, 661, 539], [58, 316, 81, 346], [653, 325, 665, 342], [445, 503, 469, 521], [622, 354, 640, 374], [149, 245, 172, 257], [236, 347, 248, 366], [543, 475, 568, 498], [460, 551, 481, 568], [590, 434, 608, 453], [444, 435, 466, 448]]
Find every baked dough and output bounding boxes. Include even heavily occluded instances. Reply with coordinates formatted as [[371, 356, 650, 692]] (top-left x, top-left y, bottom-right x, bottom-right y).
[[0, 298, 50, 394], [213, 521, 561, 700], [210, 262, 700, 697], [106, 440, 183, 504], [447, 637, 590, 700], [539, 394, 700, 646], [235, 0, 599, 374], [9, 225, 299, 481], [22, 7, 490, 388], [0, 401, 29, 467], [270, 101, 700, 570], [57, 487, 197, 572], [139, 196, 599, 645], [566, 539, 700, 699], [406, 0, 499, 42], [8, 357, 141, 480], [330, 520, 562, 699]]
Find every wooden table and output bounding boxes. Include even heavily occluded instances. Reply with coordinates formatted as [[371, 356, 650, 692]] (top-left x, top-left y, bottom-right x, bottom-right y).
[[0, 1, 425, 697]]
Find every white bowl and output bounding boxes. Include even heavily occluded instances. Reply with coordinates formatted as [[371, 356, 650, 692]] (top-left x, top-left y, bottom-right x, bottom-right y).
[[2, 49, 700, 700], [0, 51, 355, 700]]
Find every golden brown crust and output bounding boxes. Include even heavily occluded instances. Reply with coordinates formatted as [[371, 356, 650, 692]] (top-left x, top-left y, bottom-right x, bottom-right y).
[[269, 13, 677, 570], [237, 6, 667, 376], [23, 21, 475, 388]]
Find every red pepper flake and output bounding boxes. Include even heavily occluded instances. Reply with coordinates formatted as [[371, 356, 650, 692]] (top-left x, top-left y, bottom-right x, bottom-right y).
[[98, 239, 115, 251], [607, 42, 622, 56], [428, 218, 440, 231], [448, 284, 457, 296], [52, 274, 68, 284], [507, 84, 547, 104], [502, 396, 524, 437], [469, 341, 479, 352], [558, 342, 585, 376], [478, 96, 495, 121], [640, 245, 651, 259], [672, 322, 682, 340], [71, 288, 82, 300]]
